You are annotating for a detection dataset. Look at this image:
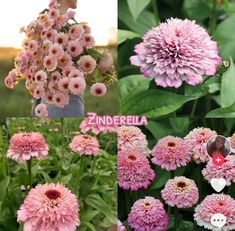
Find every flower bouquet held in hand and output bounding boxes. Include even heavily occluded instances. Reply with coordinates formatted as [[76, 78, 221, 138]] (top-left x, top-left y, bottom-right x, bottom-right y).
[[4, 0, 117, 118]]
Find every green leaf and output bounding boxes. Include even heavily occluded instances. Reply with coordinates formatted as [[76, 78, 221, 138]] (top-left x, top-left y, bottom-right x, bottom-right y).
[[183, 0, 211, 21], [0, 176, 10, 201], [170, 118, 189, 137], [120, 89, 195, 117], [206, 102, 235, 118], [151, 171, 171, 189], [127, 0, 151, 21], [118, 29, 140, 44], [119, 0, 156, 35], [220, 58, 235, 108], [118, 75, 151, 103], [214, 14, 235, 59], [146, 121, 172, 140]]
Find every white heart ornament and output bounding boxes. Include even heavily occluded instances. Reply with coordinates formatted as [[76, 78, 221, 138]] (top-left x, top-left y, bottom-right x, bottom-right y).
[[210, 178, 226, 192]]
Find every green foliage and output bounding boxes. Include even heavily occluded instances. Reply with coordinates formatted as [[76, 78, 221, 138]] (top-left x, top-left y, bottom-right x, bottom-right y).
[[0, 118, 117, 230]]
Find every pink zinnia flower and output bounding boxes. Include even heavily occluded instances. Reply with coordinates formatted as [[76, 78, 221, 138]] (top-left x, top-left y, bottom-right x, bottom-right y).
[[5, 70, 17, 89], [49, 43, 64, 59], [118, 220, 126, 231], [35, 103, 48, 117], [68, 69, 84, 78], [7, 132, 49, 163], [185, 127, 217, 163], [67, 10, 76, 20], [152, 136, 192, 171], [42, 40, 52, 53], [82, 34, 95, 48], [161, 176, 199, 208], [69, 135, 100, 156], [50, 71, 61, 82], [90, 83, 107, 97], [80, 116, 117, 135], [58, 78, 70, 93], [69, 77, 86, 95], [55, 33, 69, 47], [202, 156, 235, 186], [83, 24, 91, 34], [33, 85, 44, 99], [34, 70, 47, 83], [44, 90, 54, 104], [128, 196, 168, 231], [52, 92, 69, 108], [130, 18, 221, 88], [118, 149, 155, 191], [42, 29, 57, 42], [48, 8, 59, 19], [78, 55, 97, 74], [68, 25, 84, 40], [27, 40, 39, 54], [67, 40, 83, 57], [194, 194, 235, 230], [98, 52, 114, 74], [58, 52, 72, 69], [117, 126, 150, 155], [43, 55, 58, 72], [17, 183, 80, 231]]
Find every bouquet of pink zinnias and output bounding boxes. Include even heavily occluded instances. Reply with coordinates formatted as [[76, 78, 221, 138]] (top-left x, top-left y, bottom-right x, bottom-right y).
[[5, 0, 116, 116]]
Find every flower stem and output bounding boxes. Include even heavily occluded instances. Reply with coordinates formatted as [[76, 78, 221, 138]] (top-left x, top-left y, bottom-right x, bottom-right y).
[[209, 1, 217, 35], [174, 207, 180, 229], [191, 99, 198, 117], [91, 156, 97, 175], [27, 159, 32, 189], [77, 156, 84, 196], [125, 190, 131, 214]]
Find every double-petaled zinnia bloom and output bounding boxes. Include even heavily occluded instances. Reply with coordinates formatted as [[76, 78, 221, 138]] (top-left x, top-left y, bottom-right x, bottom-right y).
[[128, 196, 168, 231], [161, 176, 199, 208], [151, 136, 192, 171], [17, 183, 80, 231], [130, 18, 221, 88], [118, 149, 155, 191], [7, 132, 49, 164], [194, 194, 235, 230], [69, 134, 100, 156], [185, 127, 217, 163]]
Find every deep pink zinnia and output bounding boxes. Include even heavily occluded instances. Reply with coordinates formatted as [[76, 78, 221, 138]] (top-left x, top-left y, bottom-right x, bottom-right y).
[[161, 176, 199, 208], [17, 183, 80, 231], [130, 18, 221, 88], [7, 132, 49, 163], [185, 127, 217, 163], [118, 149, 155, 191], [194, 194, 235, 230], [69, 134, 100, 156], [151, 136, 192, 171], [128, 196, 168, 231]]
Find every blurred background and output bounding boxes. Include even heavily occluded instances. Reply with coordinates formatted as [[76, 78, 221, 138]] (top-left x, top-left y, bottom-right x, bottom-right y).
[[0, 0, 118, 117]]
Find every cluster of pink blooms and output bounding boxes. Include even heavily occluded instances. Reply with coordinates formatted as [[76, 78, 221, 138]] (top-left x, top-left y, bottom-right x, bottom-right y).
[[117, 126, 150, 155], [185, 127, 217, 163], [152, 135, 192, 170], [17, 183, 80, 231], [128, 196, 168, 231], [161, 176, 199, 208], [69, 134, 100, 156], [202, 155, 235, 185], [80, 116, 117, 135], [5, 0, 115, 117], [7, 132, 49, 163], [118, 220, 126, 231], [130, 18, 221, 88], [118, 148, 155, 191], [194, 194, 235, 230]]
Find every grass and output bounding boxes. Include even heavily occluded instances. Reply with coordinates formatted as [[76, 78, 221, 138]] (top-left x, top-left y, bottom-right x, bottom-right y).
[[0, 46, 118, 117]]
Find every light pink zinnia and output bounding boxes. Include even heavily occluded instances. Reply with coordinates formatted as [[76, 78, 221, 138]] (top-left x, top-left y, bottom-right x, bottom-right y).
[[118, 149, 155, 191], [161, 176, 199, 208], [51, 71, 61, 82], [33, 85, 44, 99], [44, 90, 54, 104], [128, 196, 168, 231], [194, 194, 235, 230], [55, 33, 69, 47], [80, 116, 117, 135], [52, 91, 69, 108], [90, 83, 107, 97], [82, 34, 95, 48], [17, 183, 80, 231], [117, 126, 150, 155], [185, 127, 217, 163], [43, 55, 58, 72], [69, 77, 86, 95], [78, 55, 97, 74], [69, 134, 100, 156], [58, 78, 70, 93], [68, 69, 84, 78], [67, 40, 83, 57], [130, 18, 221, 88], [49, 43, 64, 59], [68, 25, 84, 40], [98, 52, 114, 74], [35, 103, 48, 117], [7, 132, 49, 163], [35, 70, 47, 83], [152, 136, 192, 171], [202, 156, 235, 186]]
